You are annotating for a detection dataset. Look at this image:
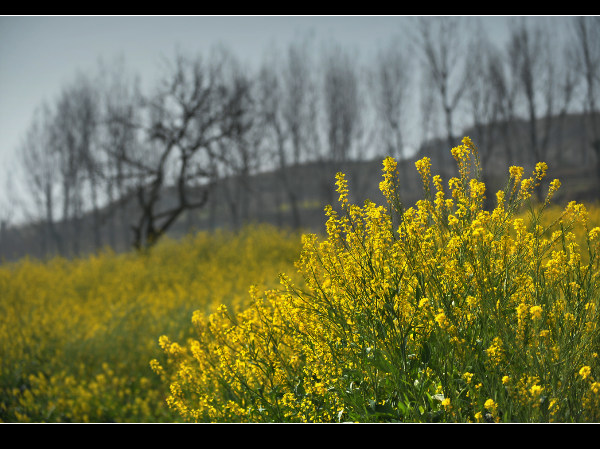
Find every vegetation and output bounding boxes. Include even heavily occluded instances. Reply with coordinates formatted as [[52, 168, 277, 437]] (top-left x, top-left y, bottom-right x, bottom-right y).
[[2, 16, 599, 423], [154, 137, 600, 423], [2, 137, 600, 422], [0, 225, 303, 422]]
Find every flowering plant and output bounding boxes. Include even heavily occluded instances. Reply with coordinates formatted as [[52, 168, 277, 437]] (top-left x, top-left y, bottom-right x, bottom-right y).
[[155, 137, 600, 422]]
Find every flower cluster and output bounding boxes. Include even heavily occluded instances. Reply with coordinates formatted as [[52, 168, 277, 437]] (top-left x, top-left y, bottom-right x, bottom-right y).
[[152, 137, 600, 422], [1, 225, 301, 422]]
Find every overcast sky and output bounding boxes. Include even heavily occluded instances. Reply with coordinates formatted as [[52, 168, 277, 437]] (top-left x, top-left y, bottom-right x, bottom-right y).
[[0, 15, 565, 222]]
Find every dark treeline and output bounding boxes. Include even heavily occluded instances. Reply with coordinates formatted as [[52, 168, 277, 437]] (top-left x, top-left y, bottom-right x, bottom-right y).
[[1, 16, 599, 261]]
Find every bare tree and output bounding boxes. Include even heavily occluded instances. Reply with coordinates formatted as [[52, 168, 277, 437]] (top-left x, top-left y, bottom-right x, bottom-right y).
[[214, 47, 260, 230], [418, 70, 438, 156], [552, 39, 579, 165], [413, 17, 472, 157], [570, 16, 600, 177], [319, 43, 364, 206], [369, 35, 412, 173], [48, 72, 104, 255], [0, 165, 20, 257], [507, 17, 555, 166], [17, 72, 106, 258], [73, 74, 103, 251], [52, 90, 79, 255], [466, 25, 498, 154], [322, 43, 362, 165], [18, 102, 63, 256], [255, 58, 288, 227], [97, 55, 144, 250], [118, 50, 241, 250], [487, 36, 523, 167], [282, 39, 317, 167], [255, 38, 317, 229]]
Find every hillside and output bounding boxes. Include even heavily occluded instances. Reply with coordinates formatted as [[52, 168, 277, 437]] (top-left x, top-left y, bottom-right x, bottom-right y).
[[1, 112, 599, 262]]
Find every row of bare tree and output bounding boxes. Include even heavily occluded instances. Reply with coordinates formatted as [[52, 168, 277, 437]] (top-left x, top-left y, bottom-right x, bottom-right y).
[[6, 17, 600, 258]]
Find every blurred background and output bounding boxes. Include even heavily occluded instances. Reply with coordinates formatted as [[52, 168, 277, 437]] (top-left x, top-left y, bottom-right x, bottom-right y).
[[0, 15, 598, 260]]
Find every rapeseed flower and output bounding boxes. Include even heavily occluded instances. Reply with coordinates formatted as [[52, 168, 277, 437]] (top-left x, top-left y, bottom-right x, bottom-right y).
[[530, 305, 543, 321], [147, 138, 600, 423], [579, 366, 592, 380]]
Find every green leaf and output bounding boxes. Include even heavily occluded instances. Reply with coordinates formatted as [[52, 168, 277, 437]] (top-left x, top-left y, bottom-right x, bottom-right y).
[[371, 348, 394, 373], [420, 342, 431, 364]]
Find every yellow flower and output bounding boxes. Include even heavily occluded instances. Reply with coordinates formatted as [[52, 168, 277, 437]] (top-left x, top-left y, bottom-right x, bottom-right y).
[[579, 366, 592, 380], [335, 172, 350, 206], [484, 398, 497, 410], [589, 227, 600, 241], [463, 372, 474, 384], [450, 144, 469, 162], [519, 178, 533, 200], [484, 398, 499, 420], [495, 189, 505, 207], [509, 165, 524, 180], [534, 162, 548, 181], [382, 156, 397, 174], [435, 311, 449, 329], [415, 157, 431, 185], [469, 178, 486, 199], [546, 179, 561, 200], [462, 136, 474, 148], [379, 168, 396, 199], [530, 305, 543, 321], [486, 337, 504, 367], [530, 384, 543, 398]]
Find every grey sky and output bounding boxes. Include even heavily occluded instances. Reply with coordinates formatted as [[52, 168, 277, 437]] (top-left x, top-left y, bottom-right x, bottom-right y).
[[0, 15, 553, 222]]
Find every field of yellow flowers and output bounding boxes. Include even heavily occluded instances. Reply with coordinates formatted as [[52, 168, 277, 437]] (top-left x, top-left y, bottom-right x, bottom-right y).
[[2, 137, 600, 422], [0, 225, 303, 422]]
